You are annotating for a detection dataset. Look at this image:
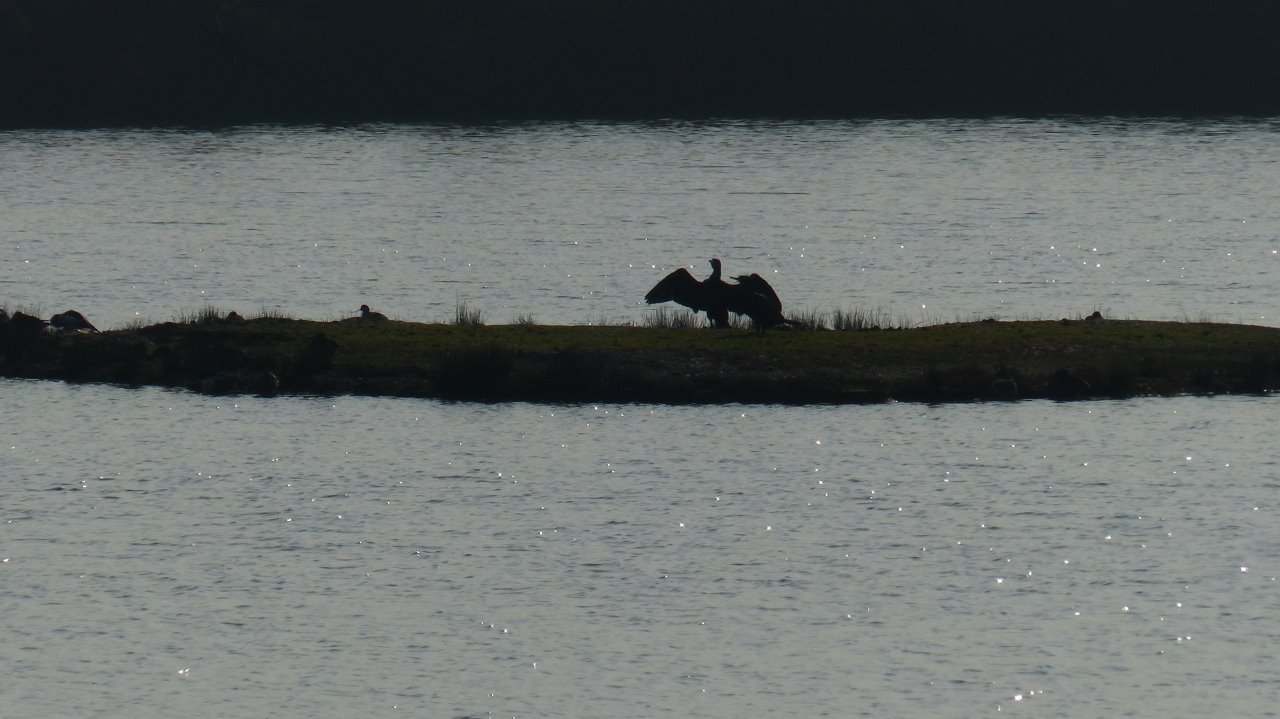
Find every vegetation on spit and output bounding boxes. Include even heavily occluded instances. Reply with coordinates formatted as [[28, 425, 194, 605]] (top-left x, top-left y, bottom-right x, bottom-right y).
[[3, 307, 1279, 404]]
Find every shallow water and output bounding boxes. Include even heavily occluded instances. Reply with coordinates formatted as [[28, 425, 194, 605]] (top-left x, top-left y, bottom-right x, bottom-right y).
[[3, 118, 1279, 329], [4, 380, 1279, 717]]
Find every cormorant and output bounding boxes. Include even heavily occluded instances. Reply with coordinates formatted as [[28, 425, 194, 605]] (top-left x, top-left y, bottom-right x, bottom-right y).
[[729, 273, 796, 333], [645, 259, 731, 327], [645, 258, 795, 332], [50, 310, 99, 333]]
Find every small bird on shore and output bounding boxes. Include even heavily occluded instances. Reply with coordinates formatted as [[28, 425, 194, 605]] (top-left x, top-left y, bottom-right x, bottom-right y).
[[355, 304, 389, 323], [50, 310, 100, 333]]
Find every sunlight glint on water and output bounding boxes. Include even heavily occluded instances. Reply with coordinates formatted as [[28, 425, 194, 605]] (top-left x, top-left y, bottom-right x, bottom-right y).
[[3, 381, 1280, 717]]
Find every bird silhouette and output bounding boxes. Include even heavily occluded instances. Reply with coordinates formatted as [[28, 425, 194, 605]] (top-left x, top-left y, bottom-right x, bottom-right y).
[[645, 259, 730, 327], [728, 273, 795, 333], [645, 259, 794, 332], [1, 312, 48, 352], [355, 304, 389, 322], [50, 310, 99, 333]]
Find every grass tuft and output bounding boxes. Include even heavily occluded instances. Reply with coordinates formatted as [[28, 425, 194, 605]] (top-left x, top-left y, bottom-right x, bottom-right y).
[[788, 308, 829, 330], [832, 306, 895, 330], [4, 302, 46, 319], [644, 307, 702, 329], [174, 305, 229, 324], [454, 301, 485, 326], [254, 306, 294, 320], [118, 318, 149, 331]]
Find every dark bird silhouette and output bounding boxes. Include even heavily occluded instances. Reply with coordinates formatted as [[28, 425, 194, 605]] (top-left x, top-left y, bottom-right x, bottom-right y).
[[645, 258, 731, 327], [355, 304, 389, 322], [1, 312, 48, 358], [7, 311, 49, 336], [49, 310, 99, 333], [645, 258, 795, 333], [729, 273, 797, 333]]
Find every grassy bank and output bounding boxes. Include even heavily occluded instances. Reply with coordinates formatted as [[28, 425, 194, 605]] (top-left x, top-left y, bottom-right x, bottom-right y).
[[3, 315, 1279, 404]]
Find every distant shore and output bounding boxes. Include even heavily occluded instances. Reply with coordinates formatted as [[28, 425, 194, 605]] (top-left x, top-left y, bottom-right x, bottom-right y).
[[4, 2, 1280, 128], [3, 315, 1278, 404]]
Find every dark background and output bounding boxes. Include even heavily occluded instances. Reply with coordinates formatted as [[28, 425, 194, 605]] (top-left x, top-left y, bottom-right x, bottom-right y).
[[3, 0, 1278, 128]]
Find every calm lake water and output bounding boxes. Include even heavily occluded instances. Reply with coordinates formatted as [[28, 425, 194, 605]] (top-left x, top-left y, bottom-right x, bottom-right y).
[[3, 118, 1280, 328], [3, 119, 1280, 717]]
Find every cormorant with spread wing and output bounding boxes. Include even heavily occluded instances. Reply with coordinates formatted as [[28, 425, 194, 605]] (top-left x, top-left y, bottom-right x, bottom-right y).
[[644, 258, 731, 327], [645, 258, 794, 332]]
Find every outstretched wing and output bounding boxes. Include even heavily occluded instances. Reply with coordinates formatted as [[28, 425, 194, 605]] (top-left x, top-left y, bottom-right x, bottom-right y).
[[645, 268, 706, 311], [731, 274, 783, 313]]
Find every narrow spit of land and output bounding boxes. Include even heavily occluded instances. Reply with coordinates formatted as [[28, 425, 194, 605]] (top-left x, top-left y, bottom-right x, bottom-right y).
[[3, 316, 1279, 404]]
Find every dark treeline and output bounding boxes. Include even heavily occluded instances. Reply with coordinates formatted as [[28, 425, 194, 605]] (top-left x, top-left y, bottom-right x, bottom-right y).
[[4, 0, 1280, 127]]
